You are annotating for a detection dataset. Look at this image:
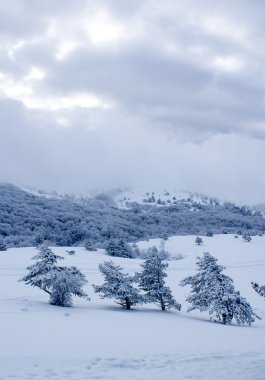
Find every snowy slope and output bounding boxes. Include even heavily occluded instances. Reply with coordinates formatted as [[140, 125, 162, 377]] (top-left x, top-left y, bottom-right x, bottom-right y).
[[0, 234, 265, 379], [113, 186, 220, 208]]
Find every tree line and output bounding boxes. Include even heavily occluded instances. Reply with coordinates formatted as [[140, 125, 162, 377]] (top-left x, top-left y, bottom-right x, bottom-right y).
[[1, 183, 265, 248], [19, 245, 263, 326]]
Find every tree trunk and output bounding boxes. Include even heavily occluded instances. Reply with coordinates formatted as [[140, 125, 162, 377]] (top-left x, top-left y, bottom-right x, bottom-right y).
[[222, 314, 227, 325], [125, 298, 131, 310], [160, 296, 166, 311]]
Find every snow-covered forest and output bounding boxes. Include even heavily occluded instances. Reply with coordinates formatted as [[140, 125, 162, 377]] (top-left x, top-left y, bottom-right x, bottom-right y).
[[0, 183, 264, 248]]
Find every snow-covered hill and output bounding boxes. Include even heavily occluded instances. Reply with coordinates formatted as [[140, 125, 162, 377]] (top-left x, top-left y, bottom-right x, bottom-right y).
[[0, 234, 264, 379], [2, 182, 264, 248], [112, 187, 219, 209]]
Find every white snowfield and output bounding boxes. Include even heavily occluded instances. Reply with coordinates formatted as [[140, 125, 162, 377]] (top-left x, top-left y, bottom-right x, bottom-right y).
[[0, 234, 265, 380]]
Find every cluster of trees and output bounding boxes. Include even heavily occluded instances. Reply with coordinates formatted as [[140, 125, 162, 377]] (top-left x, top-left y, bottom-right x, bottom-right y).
[[20, 246, 263, 326], [104, 239, 170, 260], [1, 183, 265, 248], [94, 254, 181, 311]]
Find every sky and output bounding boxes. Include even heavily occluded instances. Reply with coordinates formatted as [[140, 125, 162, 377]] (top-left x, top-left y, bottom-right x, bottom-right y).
[[0, 0, 265, 204]]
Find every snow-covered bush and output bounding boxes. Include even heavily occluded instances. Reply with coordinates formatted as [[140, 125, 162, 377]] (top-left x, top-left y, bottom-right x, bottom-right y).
[[20, 245, 88, 307], [242, 234, 252, 242], [136, 252, 181, 311], [66, 250, 75, 255], [93, 261, 142, 309], [251, 282, 265, 298], [180, 252, 260, 325]]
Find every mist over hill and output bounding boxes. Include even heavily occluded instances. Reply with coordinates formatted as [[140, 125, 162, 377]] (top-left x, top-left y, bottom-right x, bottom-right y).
[[0, 183, 264, 248]]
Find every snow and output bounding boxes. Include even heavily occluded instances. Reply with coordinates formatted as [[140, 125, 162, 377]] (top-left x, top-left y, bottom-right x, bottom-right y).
[[0, 234, 265, 379], [113, 186, 217, 208]]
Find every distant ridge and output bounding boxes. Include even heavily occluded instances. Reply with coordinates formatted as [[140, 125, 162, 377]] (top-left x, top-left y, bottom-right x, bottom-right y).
[[0, 183, 264, 248]]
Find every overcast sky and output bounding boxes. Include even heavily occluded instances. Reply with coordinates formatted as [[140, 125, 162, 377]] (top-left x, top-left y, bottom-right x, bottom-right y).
[[0, 0, 265, 203]]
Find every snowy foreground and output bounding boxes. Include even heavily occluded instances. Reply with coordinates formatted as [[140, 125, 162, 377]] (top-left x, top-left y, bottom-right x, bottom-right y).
[[0, 235, 265, 380]]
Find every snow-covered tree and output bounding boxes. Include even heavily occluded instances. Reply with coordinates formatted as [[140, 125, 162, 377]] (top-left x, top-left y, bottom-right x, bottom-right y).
[[33, 235, 44, 247], [195, 236, 203, 245], [251, 281, 265, 298], [49, 267, 88, 307], [0, 237, 7, 251], [105, 239, 135, 258], [84, 240, 96, 251], [20, 245, 88, 307], [210, 290, 260, 325], [93, 261, 142, 309], [180, 252, 260, 325], [20, 245, 63, 294], [136, 252, 181, 311], [132, 243, 141, 258]]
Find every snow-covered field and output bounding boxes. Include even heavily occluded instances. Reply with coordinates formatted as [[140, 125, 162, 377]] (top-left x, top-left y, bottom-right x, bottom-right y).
[[0, 234, 265, 379]]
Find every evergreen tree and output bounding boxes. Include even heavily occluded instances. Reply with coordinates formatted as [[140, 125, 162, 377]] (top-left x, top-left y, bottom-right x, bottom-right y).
[[33, 235, 44, 247], [49, 267, 88, 307], [132, 243, 141, 258], [136, 252, 181, 311], [180, 252, 260, 325], [20, 245, 63, 294], [0, 237, 7, 251], [93, 261, 142, 309], [20, 245, 88, 307], [251, 281, 265, 298], [84, 240, 96, 251], [195, 236, 203, 245], [105, 239, 135, 258]]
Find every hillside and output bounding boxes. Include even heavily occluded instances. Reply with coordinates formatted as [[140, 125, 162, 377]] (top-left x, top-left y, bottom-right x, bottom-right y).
[[0, 183, 265, 248], [0, 234, 264, 379]]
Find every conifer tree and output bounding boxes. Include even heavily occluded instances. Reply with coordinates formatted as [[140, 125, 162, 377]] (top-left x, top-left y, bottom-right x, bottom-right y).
[[21, 245, 63, 294], [195, 236, 203, 245], [180, 252, 260, 325], [84, 240, 96, 251], [0, 237, 7, 251], [251, 282, 265, 298], [93, 261, 142, 309], [49, 267, 88, 307], [137, 252, 181, 311], [20, 245, 88, 307], [105, 239, 135, 258]]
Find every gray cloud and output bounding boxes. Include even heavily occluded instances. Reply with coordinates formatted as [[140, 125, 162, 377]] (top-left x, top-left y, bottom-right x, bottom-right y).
[[0, 0, 265, 202]]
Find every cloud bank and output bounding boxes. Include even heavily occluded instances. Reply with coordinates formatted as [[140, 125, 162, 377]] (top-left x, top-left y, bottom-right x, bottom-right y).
[[0, 0, 265, 203]]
